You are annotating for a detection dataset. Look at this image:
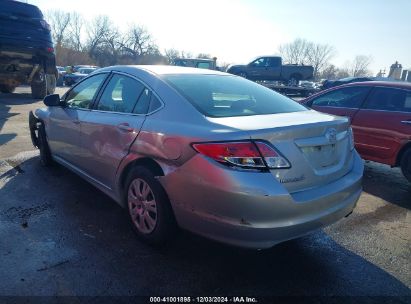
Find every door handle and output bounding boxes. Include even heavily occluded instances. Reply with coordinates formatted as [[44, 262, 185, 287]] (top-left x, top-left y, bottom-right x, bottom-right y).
[[117, 123, 133, 132], [401, 120, 411, 125]]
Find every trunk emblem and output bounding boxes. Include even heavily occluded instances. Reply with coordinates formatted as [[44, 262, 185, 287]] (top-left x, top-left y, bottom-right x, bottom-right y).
[[325, 128, 337, 144]]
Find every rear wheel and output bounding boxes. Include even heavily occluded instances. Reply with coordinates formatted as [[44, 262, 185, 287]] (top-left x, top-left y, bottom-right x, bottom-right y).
[[400, 148, 411, 183], [124, 166, 177, 246], [38, 123, 53, 166], [31, 70, 47, 99], [0, 85, 16, 93], [288, 74, 302, 87]]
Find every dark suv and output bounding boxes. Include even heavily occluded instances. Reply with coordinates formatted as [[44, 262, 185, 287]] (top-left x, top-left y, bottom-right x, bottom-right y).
[[0, 0, 57, 98]]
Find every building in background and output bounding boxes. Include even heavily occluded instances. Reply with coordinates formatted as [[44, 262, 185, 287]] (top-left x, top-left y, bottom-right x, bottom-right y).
[[388, 61, 403, 80]]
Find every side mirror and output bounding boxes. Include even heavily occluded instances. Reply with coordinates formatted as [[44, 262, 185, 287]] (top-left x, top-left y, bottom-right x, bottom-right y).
[[43, 94, 62, 107]]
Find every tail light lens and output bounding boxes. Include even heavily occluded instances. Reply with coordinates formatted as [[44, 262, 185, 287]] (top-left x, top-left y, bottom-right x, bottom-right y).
[[192, 141, 290, 170], [40, 20, 51, 31]]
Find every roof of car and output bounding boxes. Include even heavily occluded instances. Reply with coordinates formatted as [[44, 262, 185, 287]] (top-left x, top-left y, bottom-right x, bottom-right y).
[[99, 65, 228, 76], [346, 80, 411, 89]]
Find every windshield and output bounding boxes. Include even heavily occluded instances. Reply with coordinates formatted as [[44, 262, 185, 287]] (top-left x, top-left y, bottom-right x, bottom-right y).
[[164, 74, 307, 117]]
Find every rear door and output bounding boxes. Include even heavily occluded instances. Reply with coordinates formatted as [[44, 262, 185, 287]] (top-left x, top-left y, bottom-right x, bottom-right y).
[[307, 86, 371, 120], [47, 73, 108, 165], [79, 73, 151, 188], [351, 86, 411, 165]]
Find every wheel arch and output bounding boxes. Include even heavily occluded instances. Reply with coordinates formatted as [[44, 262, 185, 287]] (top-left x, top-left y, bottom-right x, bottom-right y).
[[118, 157, 165, 205], [395, 141, 411, 167]]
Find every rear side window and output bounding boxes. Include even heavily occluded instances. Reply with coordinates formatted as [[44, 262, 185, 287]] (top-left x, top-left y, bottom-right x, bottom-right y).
[[164, 74, 306, 117], [97, 75, 144, 113], [364, 87, 411, 112], [311, 87, 370, 108], [65, 74, 107, 109]]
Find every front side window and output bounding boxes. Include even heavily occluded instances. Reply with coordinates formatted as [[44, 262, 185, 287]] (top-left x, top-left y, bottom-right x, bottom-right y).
[[250, 58, 267, 67], [97, 74, 144, 113], [311, 86, 370, 108], [164, 74, 307, 117], [65, 73, 107, 109], [363, 87, 410, 112]]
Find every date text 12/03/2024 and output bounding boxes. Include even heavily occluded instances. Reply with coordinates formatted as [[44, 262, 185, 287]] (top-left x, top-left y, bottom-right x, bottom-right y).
[[149, 297, 258, 303]]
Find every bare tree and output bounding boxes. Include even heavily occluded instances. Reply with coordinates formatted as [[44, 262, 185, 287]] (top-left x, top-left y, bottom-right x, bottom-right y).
[[306, 43, 336, 80], [197, 53, 211, 59], [164, 48, 180, 63], [279, 38, 310, 65], [350, 55, 372, 77], [46, 10, 71, 54], [67, 12, 83, 52], [121, 24, 158, 59], [86, 15, 113, 58]]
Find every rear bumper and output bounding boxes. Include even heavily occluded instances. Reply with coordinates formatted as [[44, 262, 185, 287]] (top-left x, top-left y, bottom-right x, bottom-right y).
[[160, 151, 363, 249]]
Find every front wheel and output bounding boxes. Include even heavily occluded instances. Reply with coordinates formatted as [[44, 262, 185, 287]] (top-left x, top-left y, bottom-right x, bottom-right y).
[[400, 148, 411, 183], [125, 166, 177, 245], [38, 123, 53, 166], [239, 72, 248, 79]]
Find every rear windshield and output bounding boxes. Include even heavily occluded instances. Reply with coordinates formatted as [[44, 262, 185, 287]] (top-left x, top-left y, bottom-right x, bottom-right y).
[[163, 74, 307, 117], [1, 1, 43, 18]]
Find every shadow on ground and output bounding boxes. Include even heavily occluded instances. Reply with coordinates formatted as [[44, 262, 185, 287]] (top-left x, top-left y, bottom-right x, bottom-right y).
[[363, 161, 411, 211], [0, 155, 410, 297]]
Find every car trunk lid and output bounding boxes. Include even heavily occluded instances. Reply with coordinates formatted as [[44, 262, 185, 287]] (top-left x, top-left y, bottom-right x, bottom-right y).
[[206, 110, 354, 193]]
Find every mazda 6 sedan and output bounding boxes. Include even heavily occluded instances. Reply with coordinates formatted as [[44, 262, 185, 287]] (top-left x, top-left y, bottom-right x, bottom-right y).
[[29, 65, 363, 249]]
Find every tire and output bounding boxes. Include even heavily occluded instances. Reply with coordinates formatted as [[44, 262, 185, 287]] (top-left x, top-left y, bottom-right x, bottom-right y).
[[288, 74, 302, 87], [124, 166, 177, 246], [400, 148, 411, 183], [46, 74, 56, 95], [38, 123, 53, 166], [239, 72, 248, 79], [0, 85, 16, 93], [31, 70, 47, 99]]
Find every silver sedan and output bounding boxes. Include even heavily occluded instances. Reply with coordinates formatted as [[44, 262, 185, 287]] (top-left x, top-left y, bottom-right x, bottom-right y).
[[29, 65, 363, 249]]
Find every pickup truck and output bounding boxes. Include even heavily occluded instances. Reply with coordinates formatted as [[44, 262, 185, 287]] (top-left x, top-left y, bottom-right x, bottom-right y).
[[226, 56, 314, 85], [0, 0, 57, 98]]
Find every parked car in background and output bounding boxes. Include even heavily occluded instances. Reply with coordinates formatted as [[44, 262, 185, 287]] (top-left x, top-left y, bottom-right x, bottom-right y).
[[322, 77, 373, 90], [226, 56, 314, 85], [56, 66, 66, 86], [302, 81, 411, 182], [0, 0, 57, 98], [29, 65, 363, 249], [172, 58, 217, 70], [63, 67, 98, 86]]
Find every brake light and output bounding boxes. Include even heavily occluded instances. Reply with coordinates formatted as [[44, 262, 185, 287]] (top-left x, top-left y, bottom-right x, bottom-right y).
[[255, 142, 290, 169], [40, 20, 51, 31], [192, 141, 290, 170]]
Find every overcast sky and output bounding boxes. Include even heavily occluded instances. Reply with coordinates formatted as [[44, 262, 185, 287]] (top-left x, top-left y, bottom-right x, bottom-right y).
[[29, 0, 411, 74]]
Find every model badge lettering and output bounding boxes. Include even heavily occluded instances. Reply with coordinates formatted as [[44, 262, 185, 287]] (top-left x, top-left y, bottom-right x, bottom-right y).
[[279, 175, 305, 183]]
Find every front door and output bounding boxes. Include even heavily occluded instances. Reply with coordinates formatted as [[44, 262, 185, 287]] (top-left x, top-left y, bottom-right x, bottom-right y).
[[47, 73, 108, 165], [79, 73, 151, 188]]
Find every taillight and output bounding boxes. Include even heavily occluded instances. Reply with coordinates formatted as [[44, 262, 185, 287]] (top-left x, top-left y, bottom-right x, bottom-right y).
[[192, 141, 290, 170], [40, 20, 51, 31]]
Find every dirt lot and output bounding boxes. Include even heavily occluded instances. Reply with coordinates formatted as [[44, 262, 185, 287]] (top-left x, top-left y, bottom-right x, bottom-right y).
[[0, 87, 410, 300]]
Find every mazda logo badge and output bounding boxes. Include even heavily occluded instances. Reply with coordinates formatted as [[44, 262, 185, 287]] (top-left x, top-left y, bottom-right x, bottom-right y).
[[325, 128, 337, 144]]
